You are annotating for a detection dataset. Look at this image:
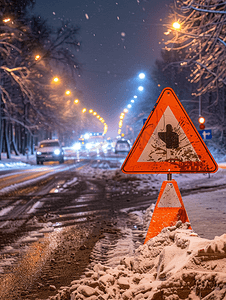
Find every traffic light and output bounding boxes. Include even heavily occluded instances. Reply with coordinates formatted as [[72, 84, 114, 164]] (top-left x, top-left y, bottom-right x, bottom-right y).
[[198, 116, 205, 130]]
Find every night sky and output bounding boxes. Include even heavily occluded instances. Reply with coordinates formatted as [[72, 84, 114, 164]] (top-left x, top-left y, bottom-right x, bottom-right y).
[[33, 0, 172, 137]]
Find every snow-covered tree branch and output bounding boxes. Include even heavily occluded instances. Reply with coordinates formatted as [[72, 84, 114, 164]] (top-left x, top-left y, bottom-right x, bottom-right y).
[[166, 0, 226, 96]]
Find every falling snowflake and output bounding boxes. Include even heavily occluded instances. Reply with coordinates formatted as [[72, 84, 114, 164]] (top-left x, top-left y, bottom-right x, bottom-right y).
[[53, 12, 56, 15], [85, 13, 89, 19], [121, 32, 126, 37], [117, 16, 120, 20]]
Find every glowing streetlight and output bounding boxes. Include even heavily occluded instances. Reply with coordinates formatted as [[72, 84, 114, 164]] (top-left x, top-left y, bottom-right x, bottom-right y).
[[131, 99, 134, 103], [127, 104, 132, 108], [124, 108, 128, 113], [99, 117, 103, 121], [89, 109, 93, 113], [35, 54, 41, 61], [93, 112, 97, 116], [65, 90, 71, 96], [138, 86, 144, 91], [3, 18, 11, 23], [74, 99, 79, 104], [82, 108, 87, 113], [134, 95, 137, 98], [53, 76, 59, 83], [97, 115, 100, 119], [118, 129, 121, 134], [139, 73, 145, 79], [120, 115, 124, 120], [172, 22, 181, 29]]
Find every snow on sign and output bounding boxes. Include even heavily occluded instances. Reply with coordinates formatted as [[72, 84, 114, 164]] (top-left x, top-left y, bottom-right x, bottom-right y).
[[121, 88, 218, 173]]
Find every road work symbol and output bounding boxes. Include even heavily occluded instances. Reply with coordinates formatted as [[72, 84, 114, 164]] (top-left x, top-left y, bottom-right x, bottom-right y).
[[121, 88, 218, 173], [158, 124, 179, 149]]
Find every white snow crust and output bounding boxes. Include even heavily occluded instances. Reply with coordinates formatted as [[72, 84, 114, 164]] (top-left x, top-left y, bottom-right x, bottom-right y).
[[46, 222, 226, 300], [0, 152, 226, 299]]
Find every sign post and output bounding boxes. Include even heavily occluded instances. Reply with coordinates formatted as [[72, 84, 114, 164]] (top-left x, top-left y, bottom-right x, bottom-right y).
[[121, 88, 218, 243]]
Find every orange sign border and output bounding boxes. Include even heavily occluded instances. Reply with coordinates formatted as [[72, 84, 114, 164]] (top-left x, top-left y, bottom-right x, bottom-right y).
[[122, 88, 218, 174]]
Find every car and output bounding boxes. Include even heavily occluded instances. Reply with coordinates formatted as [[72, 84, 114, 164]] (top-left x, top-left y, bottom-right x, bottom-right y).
[[36, 139, 64, 165], [115, 139, 131, 154]]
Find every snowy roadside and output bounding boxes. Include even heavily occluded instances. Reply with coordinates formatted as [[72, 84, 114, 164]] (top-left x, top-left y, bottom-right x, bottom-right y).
[[40, 164, 226, 300], [0, 153, 36, 170], [46, 222, 226, 300], [1, 151, 226, 299]]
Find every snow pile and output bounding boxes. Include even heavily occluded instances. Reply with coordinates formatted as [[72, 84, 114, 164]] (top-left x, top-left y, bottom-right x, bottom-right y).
[[47, 222, 226, 300]]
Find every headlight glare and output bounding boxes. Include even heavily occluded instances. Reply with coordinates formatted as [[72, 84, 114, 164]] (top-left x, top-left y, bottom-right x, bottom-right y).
[[73, 143, 81, 150], [86, 143, 92, 150], [54, 149, 61, 155]]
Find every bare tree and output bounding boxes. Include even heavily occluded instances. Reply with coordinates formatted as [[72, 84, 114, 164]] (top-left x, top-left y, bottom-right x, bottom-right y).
[[166, 0, 226, 96], [165, 0, 226, 145], [0, 3, 81, 158]]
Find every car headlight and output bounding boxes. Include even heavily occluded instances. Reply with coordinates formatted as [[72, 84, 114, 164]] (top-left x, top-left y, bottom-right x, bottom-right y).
[[73, 143, 81, 150], [85, 143, 92, 150], [54, 149, 61, 155], [37, 151, 42, 155]]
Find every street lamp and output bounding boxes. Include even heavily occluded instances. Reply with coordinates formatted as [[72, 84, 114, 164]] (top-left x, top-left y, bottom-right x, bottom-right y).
[[89, 109, 93, 113], [124, 108, 128, 113], [74, 99, 79, 104], [172, 20, 203, 124], [3, 18, 11, 23], [138, 86, 144, 91], [172, 21, 181, 29], [65, 90, 71, 96], [127, 104, 132, 108], [82, 108, 86, 113], [139, 73, 145, 79], [35, 54, 41, 61], [53, 76, 59, 83]]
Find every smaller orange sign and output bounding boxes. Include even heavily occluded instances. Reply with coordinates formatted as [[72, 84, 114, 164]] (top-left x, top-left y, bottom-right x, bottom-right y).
[[144, 179, 191, 244]]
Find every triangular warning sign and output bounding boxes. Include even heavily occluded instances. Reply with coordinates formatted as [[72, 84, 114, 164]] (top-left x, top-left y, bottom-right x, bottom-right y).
[[144, 180, 191, 243], [122, 88, 218, 173]]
